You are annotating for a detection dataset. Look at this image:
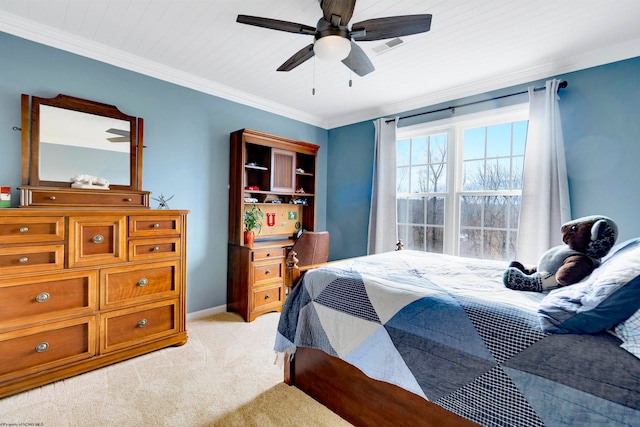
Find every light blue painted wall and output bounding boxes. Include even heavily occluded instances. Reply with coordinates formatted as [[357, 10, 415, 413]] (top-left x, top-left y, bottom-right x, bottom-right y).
[[0, 32, 328, 314], [327, 56, 640, 260]]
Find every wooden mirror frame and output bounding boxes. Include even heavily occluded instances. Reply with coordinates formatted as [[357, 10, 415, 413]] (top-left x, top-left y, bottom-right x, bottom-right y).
[[21, 93, 144, 191]]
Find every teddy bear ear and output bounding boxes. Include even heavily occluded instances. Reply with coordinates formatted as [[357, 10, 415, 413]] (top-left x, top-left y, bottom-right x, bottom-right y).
[[590, 218, 618, 242]]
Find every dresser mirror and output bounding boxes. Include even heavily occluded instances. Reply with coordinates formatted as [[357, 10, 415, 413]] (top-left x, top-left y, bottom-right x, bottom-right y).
[[21, 93, 144, 191]]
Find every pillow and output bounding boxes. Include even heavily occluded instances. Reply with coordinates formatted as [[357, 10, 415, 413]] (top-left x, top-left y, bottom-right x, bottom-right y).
[[538, 237, 640, 333], [614, 307, 640, 359]]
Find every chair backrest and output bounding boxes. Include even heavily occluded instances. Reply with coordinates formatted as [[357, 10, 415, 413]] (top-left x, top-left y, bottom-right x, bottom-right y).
[[291, 231, 330, 266]]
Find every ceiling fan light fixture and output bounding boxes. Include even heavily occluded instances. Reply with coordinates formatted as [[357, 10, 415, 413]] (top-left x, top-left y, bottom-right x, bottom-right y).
[[314, 35, 351, 61]]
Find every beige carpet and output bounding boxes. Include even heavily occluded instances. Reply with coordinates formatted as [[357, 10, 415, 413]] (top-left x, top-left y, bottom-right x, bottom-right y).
[[0, 312, 353, 426]]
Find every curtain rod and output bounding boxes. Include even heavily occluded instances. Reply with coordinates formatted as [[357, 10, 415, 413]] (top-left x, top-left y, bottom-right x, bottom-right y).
[[386, 80, 568, 124]]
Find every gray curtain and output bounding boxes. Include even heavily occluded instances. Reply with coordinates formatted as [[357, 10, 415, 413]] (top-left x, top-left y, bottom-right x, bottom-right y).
[[368, 117, 398, 254]]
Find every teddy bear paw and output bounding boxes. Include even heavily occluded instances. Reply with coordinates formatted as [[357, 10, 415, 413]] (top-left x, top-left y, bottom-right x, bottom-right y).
[[503, 267, 543, 292]]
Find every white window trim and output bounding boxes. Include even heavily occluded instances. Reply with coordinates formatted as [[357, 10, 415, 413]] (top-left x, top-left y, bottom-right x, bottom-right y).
[[397, 103, 529, 256]]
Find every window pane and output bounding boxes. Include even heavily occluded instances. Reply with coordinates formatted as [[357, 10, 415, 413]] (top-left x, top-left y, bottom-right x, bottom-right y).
[[484, 196, 508, 228], [509, 196, 521, 228], [397, 167, 409, 192], [410, 166, 429, 192], [485, 157, 510, 190], [513, 121, 528, 155], [459, 229, 481, 258], [397, 198, 408, 222], [511, 156, 523, 189], [463, 128, 485, 160], [411, 137, 428, 165], [463, 160, 484, 190], [408, 198, 424, 224], [425, 196, 445, 225], [397, 139, 410, 166], [460, 196, 482, 227], [430, 134, 447, 163], [425, 227, 444, 253], [406, 225, 425, 250], [483, 229, 507, 261], [486, 123, 511, 158], [429, 163, 447, 192]]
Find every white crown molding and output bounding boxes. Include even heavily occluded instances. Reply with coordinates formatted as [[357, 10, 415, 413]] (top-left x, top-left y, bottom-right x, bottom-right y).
[[326, 37, 640, 129], [0, 12, 329, 129]]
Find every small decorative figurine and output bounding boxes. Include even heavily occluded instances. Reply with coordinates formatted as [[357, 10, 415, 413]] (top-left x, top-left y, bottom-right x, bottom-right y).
[[152, 194, 174, 209]]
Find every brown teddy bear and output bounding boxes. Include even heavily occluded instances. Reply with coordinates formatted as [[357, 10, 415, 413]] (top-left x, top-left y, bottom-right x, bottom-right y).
[[503, 215, 618, 292]]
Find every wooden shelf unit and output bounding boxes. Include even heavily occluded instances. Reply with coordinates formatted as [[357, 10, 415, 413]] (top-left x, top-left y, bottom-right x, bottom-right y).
[[227, 129, 319, 321]]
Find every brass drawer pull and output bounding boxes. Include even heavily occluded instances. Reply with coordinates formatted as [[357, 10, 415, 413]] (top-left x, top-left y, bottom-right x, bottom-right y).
[[137, 319, 148, 328], [152, 246, 160, 252], [153, 223, 160, 228], [92, 234, 104, 244], [137, 278, 148, 287], [36, 292, 50, 303], [19, 226, 29, 233], [265, 294, 271, 300], [124, 198, 132, 202], [49, 196, 56, 200], [35, 342, 49, 353], [265, 269, 271, 275], [18, 256, 29, 263]]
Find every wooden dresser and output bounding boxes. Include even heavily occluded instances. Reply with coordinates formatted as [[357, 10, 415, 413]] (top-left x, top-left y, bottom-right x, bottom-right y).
[[0, 208, 188, 398]]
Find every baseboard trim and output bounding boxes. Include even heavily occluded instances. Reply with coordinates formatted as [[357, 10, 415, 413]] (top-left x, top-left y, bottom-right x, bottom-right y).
[[186, 305, 227, 321]]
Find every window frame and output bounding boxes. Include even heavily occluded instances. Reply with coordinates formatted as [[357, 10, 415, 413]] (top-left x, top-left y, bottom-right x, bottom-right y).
[[396, 103, 529, 257]]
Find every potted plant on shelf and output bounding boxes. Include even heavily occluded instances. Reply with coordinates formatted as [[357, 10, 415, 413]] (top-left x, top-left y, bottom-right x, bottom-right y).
[[243, 204, 264, 246]]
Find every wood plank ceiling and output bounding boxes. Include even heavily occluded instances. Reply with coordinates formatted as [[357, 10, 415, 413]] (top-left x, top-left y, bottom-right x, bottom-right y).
[[1, 0, 640, 129]]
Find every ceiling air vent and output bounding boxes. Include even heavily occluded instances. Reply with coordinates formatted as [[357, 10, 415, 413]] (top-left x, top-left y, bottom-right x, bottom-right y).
[[372, 38, 404, 55]]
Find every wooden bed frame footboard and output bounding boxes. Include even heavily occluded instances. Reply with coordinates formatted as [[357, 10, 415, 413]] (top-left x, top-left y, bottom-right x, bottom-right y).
[[285, 347, 479, 427]]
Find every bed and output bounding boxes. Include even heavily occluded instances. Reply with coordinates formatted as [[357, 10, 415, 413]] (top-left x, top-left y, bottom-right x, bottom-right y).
[[275, 239, 640, 427]]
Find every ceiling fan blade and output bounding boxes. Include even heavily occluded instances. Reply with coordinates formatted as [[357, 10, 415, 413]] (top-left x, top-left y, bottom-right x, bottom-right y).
[[106, 128, 129, 137], [277, 44, 315, 72], [319, 0, 356, 26], [341, 41, 374, 77], [351, 14, 432, 41], [237, 15, 316, 35], [107, 137, 129, 143]]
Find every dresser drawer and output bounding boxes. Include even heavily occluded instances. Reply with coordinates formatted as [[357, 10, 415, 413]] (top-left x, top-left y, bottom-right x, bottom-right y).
[[101, 261, 179, 309], [100, 300, 178, 354], [22, 188, 148, 208], [0, 244, 64, 274], [129, 215, 182, 237], [252, 247, 285, 261], [0, 216, 64, 244], [0, 270, 98, 329], [252, 260, 283, 285], [252, 285, 283, 311], [129, 237, 181, 261], [68, 216, 127, 268], [0, 316, 96, 382]]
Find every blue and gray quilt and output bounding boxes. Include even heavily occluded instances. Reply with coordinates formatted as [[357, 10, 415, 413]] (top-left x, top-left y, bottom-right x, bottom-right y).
[[275, 250, 640, 427]]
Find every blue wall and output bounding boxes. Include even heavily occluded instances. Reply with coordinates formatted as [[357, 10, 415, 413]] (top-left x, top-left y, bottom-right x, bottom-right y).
[[327, 56, 640, 260], [3, 30, 639, 309], [0, 32, 328, 314]]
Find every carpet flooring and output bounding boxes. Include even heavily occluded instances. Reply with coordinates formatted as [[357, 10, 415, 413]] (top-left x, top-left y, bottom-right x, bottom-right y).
[[0, 311, 353, 426]]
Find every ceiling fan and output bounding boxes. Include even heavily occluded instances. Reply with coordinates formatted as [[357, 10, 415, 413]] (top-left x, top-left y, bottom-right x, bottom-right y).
[[237, 0, 432, 77], [106, 128, 130, 143]]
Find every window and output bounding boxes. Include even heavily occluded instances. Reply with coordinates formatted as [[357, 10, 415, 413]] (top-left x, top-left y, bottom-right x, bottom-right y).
[[396, 105, 528, 260]]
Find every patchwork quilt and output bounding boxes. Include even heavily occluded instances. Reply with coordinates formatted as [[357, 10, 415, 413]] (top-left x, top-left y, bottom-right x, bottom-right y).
[[275, 250, 640, 427]]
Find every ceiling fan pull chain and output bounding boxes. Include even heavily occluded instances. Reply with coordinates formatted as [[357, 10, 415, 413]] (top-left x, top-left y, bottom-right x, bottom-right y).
[[349, 69, 353, 87], [312, 57, 316, 95]]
